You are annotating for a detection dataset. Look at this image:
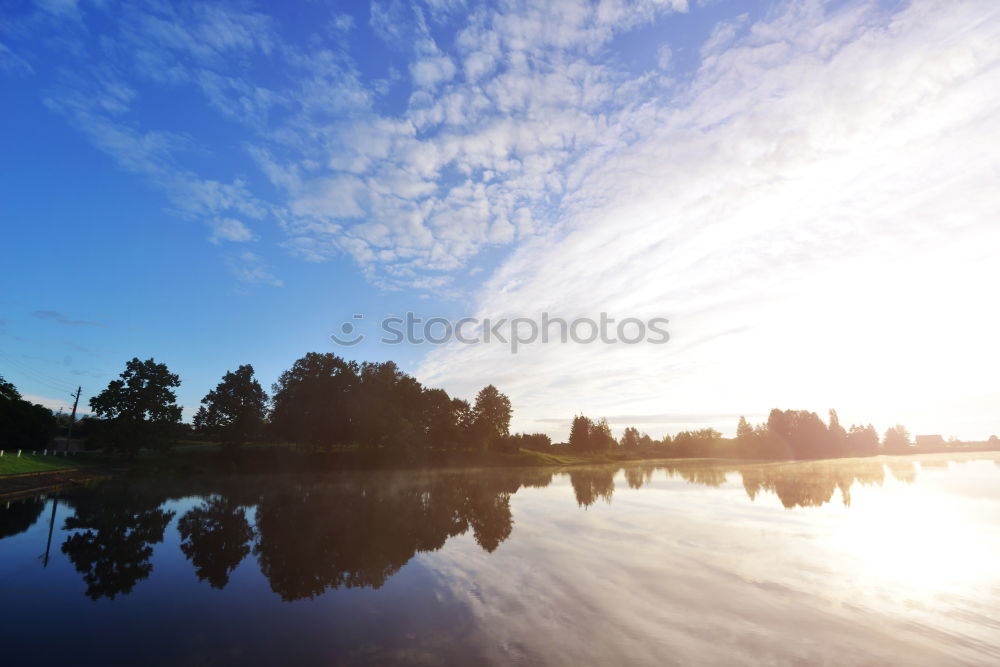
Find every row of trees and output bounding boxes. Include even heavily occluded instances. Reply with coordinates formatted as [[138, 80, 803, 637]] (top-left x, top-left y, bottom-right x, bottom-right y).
[[85, 354, 522, 457], [0, 375, 56, 450], [568, 409, 931, 460], [734, 409, 887, 459], [738, 409, 917, 458], [266, 353, 515, 452], [567, 415, 616, 451]]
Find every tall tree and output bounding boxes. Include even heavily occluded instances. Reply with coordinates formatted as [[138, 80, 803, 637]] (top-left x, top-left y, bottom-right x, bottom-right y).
[[620, 426, 640, 450], [828, 409, 848, 456], [0, 375, 20, 402], [472, 385, 512, 447], [569, 415, 592, 452], [589, 417, 615, 451], [883, 424, 912, 453], [736, 416, 755, 455], [89, 358, 181, 456], [269, 353, 359, 448], [766, 408, 829, 459], [847, 424, 879, 455], [355, 361, 425, 449], [193, 364, 268, 451]]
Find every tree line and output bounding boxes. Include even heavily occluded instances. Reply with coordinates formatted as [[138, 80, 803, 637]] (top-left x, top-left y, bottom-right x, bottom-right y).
[[82, 354, 551, 457], [567, 408, 962, 460], [0, 375, 56, 450], [5, 358, 996, 460]]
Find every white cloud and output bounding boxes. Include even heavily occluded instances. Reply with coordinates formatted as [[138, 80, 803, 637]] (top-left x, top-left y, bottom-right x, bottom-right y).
[[210, 218, 254, 243], [657, 43, 673, 70], [226, 251, 282, 287], [291, 174, 368, 219], [416, 0, 1000, 440]]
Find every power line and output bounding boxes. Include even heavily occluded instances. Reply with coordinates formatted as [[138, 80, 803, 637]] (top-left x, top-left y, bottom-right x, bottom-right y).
[[0, 352, 80, 394]]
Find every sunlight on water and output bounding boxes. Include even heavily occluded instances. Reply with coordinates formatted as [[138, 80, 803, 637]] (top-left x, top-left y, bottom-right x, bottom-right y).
[[1, 453, 999, 665]]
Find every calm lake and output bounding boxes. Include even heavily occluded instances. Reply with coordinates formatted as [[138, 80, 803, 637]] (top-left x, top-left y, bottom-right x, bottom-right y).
[[2, 453, 999, 665]]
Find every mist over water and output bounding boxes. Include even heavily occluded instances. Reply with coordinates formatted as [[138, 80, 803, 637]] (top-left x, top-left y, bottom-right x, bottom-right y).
[[2, 453, 999, 665]]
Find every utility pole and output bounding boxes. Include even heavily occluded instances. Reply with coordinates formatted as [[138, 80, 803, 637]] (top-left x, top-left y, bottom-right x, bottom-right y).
[[66, 386, 82, 448]]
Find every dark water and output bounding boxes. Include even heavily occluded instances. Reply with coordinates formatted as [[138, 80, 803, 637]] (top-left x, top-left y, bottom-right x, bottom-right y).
[[2, 453, 999, 666]]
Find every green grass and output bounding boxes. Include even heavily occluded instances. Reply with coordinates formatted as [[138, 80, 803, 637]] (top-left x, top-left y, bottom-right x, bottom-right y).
[[516, 449, 595, 466], [0, 452, 80, 476]]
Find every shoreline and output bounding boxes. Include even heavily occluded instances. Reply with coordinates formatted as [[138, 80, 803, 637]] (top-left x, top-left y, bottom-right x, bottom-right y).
[[3, 445, 998, 501], [0, 467, 112, 501]]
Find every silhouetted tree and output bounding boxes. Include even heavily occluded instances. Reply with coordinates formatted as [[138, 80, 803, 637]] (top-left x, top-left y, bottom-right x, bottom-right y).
[[473, 385, 512, 450], [193, 364, 268, 451], [0, 375, 19, 402], [828, 409, 848, 456], [354, 360, 425, 449], [736, 416, 755, 456], [569, 415, 592, 452], [421, 389, 469, 450], [589, 417, 615, 451], [0, 376, 56, 451], [267, 353, 508, 454], [883, 424, 912, 453], [847, 424, 879, 455], [620, 426, 640, 450], [88, 358, 182, 456], [497, 432, 551, 453], [671, 428, 722, 457], [766, 409, 829, 459], [269, 353, 359, 448]]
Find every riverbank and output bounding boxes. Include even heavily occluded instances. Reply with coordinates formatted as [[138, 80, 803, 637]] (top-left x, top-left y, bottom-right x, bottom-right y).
[[0, 466, 111, 500]]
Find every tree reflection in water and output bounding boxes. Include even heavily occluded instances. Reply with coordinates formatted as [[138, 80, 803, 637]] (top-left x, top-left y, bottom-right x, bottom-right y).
[[252, 471, 523, 600], [740, 459, 888, 508], [568, 468, 616, 507], [178, 495, 254, 589], [0, 496, 46, 540], [60, 484, 174, 600], [39, 456, 959, 601]]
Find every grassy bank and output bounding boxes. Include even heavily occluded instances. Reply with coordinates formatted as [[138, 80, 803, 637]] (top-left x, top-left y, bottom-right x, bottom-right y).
[[0, 452, 80, 476], [65, 441, 653, 479]]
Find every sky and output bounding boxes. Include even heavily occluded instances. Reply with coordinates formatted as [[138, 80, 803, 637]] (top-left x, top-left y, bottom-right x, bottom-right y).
[[1, 0, 998, 441]]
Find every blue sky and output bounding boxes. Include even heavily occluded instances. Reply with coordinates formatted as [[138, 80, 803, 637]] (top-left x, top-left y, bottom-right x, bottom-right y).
[[2, 0, 999, 440]]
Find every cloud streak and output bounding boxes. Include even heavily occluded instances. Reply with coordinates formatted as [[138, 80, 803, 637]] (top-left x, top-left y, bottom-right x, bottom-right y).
[[33, 310, 106, 328]]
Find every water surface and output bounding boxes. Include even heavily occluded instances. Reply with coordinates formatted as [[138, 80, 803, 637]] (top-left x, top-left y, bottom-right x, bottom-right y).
[[2, 453, 999, 665]]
